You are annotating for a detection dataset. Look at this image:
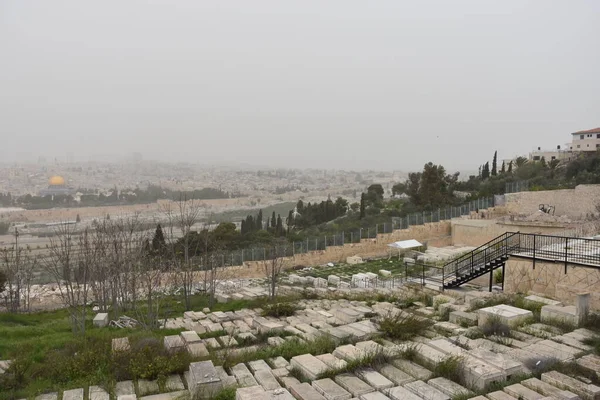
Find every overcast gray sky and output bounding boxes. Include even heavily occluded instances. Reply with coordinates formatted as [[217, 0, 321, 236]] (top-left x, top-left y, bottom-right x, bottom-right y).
[[1, 1, 599, 171]]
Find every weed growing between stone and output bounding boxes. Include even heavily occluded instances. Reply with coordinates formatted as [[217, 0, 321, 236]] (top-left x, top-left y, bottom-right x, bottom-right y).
[[378, 311, 434, 341]]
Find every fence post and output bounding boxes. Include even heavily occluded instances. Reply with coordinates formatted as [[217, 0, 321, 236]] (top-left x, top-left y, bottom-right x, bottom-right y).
[[564, 237, 569, 274], [532, 235, 536, 269]]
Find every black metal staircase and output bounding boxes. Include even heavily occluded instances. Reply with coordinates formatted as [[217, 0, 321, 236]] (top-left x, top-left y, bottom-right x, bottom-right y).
[[441, 232, 520, 288]]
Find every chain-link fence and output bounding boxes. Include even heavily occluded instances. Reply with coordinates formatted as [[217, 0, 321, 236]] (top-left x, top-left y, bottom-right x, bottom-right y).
[[218, 196, 495, 266], [505, 181, 529, 194]]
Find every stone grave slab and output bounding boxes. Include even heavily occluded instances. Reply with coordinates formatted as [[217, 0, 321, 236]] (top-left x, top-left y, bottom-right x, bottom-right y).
[[521, 377, 580, 400], [541, 370, 600, 400], [249, 359, 272, 372], [255, 369, 281, 390], [487, 391, 519, 400], [312, 378, 352, 400], [316, 353, 347, 370], [137, 379, 159, 396], [384, 386, 422, 400], [139, 391, 188, 400], [112, 337, 130, 353], [427, 377, 472, 398], [230, 362, 259, 387], [503, 383, 545, 400], [116, 396, 136, 400], [290, 383, 327, 400], [390, 359, 432, 381], [115, 381, 135, 397], [359, 392, 390, 400], [164, 335, 185, 352], [281, 377, 301, 390], [290, 354, 330, 380], [180, 331, 202, 344], [404, 380, 449, 400], [204, 337, 221, 349], [164, 375, 185, 392], [478, 304, 533, 328], [334, 373, 374, 397], [89, 386, 110, 400], [62, 388, 84, 400], [219, 336, 238, 347], [35, 394, 58, 400], [93, 313, 109, 328], [188, 360, 223, 397], [269, 356, 289, 369], [332, 344, 365, 361], [355, 368, 393, 390], [187, 342, 209, 357], [376, 364, 414, 386]]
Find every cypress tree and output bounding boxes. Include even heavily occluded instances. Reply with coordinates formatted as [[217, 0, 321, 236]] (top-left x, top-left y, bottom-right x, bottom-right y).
[[256, 210, 263, 231], [500, 161, 506, 174], [508, 161, 513, 173], [492, 151, 498, 176], [152, 223, 166, 254], [271, 211, 276, 228], [360, 193, 366, 219], [276, 214, 283, 235]]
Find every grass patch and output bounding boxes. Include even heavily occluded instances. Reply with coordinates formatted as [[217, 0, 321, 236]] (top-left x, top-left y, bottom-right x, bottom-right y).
[[210, 386, 238, 400], [433, 355, 465, 384], [261, 302, 299, 318], [378, 311, 434, 341], [318, 350, 390, 380], [480, 315, 511, 338], [398, 343, 419, 362]]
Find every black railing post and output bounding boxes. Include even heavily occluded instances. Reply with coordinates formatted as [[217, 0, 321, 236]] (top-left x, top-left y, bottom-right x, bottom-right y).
[[442, 266, 445, 291], [564, 237, 569, 274], [532, 235, 536, 270], [489, 267, 493, 292], [502, 262, 506, 291]]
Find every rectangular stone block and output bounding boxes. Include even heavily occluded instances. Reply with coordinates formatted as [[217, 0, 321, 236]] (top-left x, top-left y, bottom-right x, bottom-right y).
[[89, 386, 110, 400], [334, 373, 374, 397], [139, 391, 188, 400], [355, 368, 393, 390], [427, 377, 472, 398], [390, 359, 432, 381], [503, 383, 545, 400], [187, 342, 209, 358], [290, 383, 327, 400], [384, 386, 422, 400], [521, 377, 580, 400], [137, 379, 159, 396], [164, 335, 185, 352], [290, 354, 330, 380], [359, 392, 390, 400], [180, 331, 202, 344], [541, 370, 600, 400], [449, 311, 478, 326], [487, 391, 518, 400], [404, 380, 450, 400], [377, 364, 414, 386], [230, 363, 259, 388], [62, 388, 84, 400], [188, 361, 223, 398], [164, 375, 185, 392], [312, 378, 352, 400], [254, 369, 281, 390], [93, 313, 109, 328], [112, 337, 130, 353], [478, 304, 533, 328]]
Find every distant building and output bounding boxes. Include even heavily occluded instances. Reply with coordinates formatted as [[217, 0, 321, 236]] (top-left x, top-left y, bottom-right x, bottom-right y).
[[39, 175, 76, 197], [570, 127, 600, 152], [529, 126, 600, 162]]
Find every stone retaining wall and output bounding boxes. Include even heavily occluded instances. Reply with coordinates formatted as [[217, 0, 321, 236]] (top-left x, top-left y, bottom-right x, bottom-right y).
[[503, 257, 600, 310]]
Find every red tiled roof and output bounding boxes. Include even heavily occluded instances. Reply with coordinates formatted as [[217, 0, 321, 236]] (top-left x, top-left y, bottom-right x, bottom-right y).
[[572, 127, 600, 134]]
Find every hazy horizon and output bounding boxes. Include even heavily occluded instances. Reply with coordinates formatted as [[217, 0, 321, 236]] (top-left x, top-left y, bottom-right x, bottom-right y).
[[1, 1, 599, 171]]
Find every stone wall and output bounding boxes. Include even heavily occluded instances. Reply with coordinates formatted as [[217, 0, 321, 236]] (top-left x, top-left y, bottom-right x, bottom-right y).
[[504, 185, 600, 220], [504, 257, 600, 310], [451, 219, 571, 247], [233, 221, 452, 278]]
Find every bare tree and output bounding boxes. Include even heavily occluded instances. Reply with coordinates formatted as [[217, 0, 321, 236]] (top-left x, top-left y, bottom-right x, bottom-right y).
[[263, 240, 288, 300], [43, 223, 95, 334], [161, 195, 202, 310], [0, 230, 36, 312]]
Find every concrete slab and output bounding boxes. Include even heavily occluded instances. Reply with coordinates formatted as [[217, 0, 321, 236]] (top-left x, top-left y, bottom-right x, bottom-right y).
[[249, 359, 272, 373], [230, 363, 259, 387], [137, 380, 159, 396], [290, 354, 330, 380], [89, 386, 110, 400], [289, 383, 327, 400], [270, 356, 289, 369], [355, 368, 393, 390], [376, 364, 414, 386], [390, 359, 432, 381], [281, 377, 301, 390], [404, 380, 450, 400], [384, 386, 422, 400], [187, 342, 209, 357], [427, 377, 472, 398], [487, 391, 518, 400], [503, 383, 545, 400], [164, 335, 185, 352], [139, 391, 189, 400], [62, 388, 84, 400], [359, 393, 390, 400], [521, 377, 580, 400], [115, 381, 135, 397], [93, 313, 109, 328], [312, 378, 352, 400], [164, 375, 185, 392], [316, 353, 348, 370], [236, 386, 267, 400], [334, 373, 375, 397], [35, 394, 58, 400], [541, 370, 600, 400], [180, 331, 202, 344], [188, 361, 223, 397], [478, 304, 533, 328], [255, 369, 281, 390]]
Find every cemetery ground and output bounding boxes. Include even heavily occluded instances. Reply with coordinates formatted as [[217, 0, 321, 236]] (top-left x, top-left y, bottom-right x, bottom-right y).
[[2, 281, 600, 400]]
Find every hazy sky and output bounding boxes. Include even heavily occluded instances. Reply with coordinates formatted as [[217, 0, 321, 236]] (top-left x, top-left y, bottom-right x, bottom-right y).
[[1, 1, 599, 171]]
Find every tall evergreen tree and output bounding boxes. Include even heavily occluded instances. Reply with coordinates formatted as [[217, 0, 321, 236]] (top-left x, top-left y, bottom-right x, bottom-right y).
[[152, 223, 166, 254], [492, 151, 498, 176], [500, 161, 506, 174], [241, 219, 246, 235], [276, 214, 283, 235], [508, 160, 513, 173], [271, 211, 276, 228], [287, 210, 294, 229], [359, 193, 366, 219], [482, 162, 490, 179], [256, 210, 263, 230]]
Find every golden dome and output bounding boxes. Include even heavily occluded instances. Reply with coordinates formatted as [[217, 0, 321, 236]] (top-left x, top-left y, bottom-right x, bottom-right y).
[[49, 176, 65, 186]]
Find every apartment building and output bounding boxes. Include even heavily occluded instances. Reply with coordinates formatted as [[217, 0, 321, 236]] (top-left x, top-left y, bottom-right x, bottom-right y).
[[570, 127, 600, 152]]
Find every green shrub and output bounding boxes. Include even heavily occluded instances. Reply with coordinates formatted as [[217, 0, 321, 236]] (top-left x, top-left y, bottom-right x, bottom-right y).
[[494, 269, 503, 284], [211, 387, 238, 400], [262, 302, 298, 318], [378, 312, 434, 341], [434, 355, 464, 383], [128, 337, 191, 380], [481, 315, 511, 338]]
